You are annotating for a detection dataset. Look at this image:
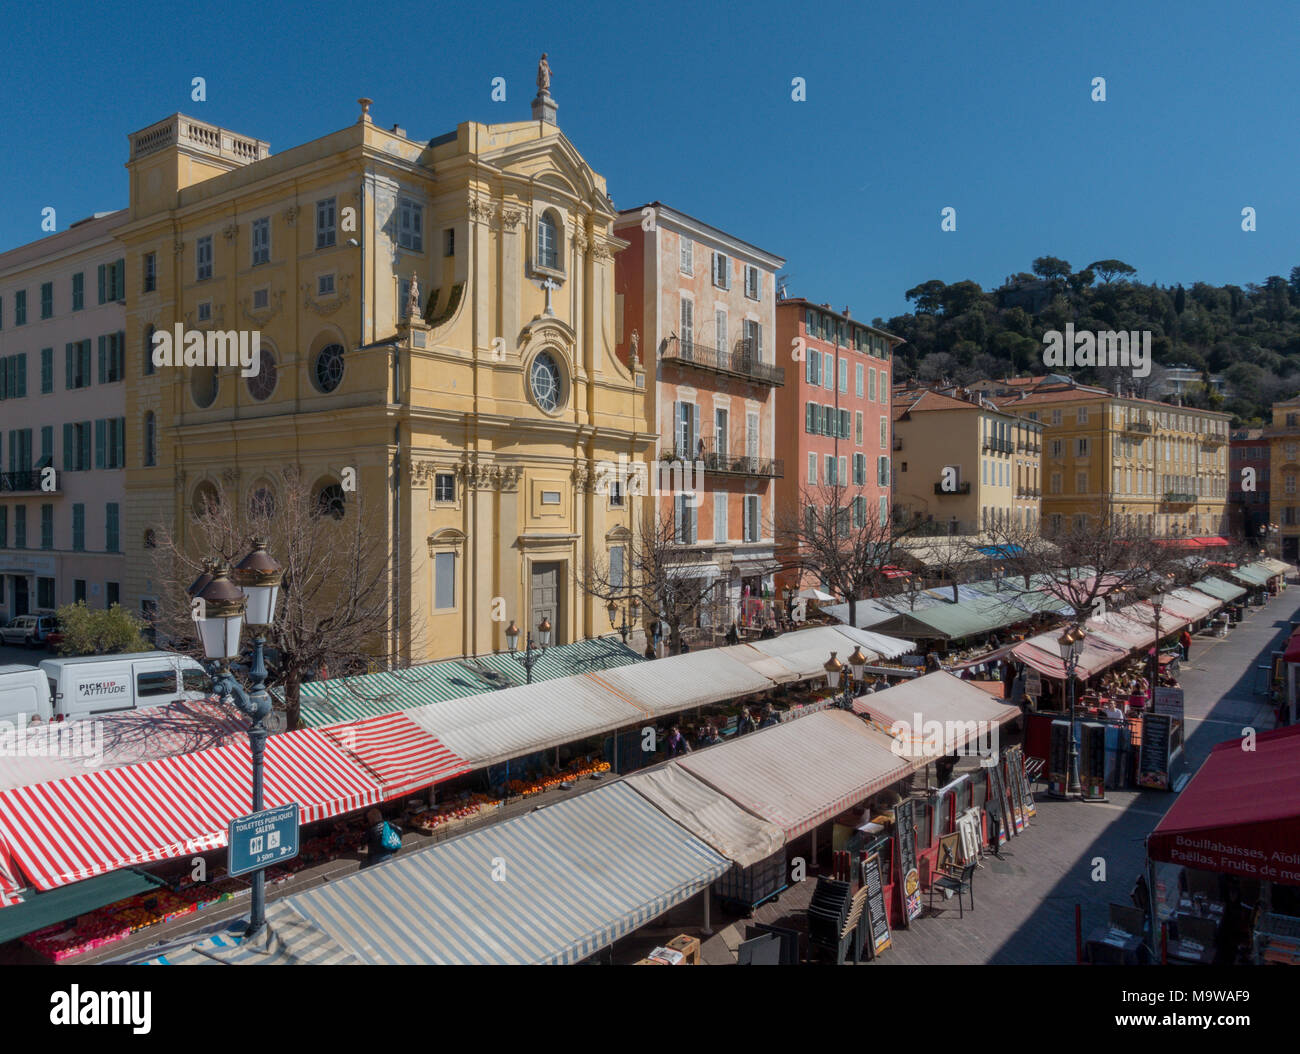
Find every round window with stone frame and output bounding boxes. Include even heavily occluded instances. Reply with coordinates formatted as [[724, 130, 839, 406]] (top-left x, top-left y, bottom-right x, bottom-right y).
[[314, 343, 345, 393], [529, 350, 564, 413], [191, 365, 219, 408], [247, 347, 278, 401]]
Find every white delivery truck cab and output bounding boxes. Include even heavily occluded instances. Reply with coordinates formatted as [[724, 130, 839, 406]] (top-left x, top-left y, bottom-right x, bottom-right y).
[[0, 665, 55, 723], [39, 652, 211, 721]]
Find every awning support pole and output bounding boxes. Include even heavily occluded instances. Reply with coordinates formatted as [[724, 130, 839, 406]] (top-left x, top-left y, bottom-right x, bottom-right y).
[[702, 887, 712, 936]]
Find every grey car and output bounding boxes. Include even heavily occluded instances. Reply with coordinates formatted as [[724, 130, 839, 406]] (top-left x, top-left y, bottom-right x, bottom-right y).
[[0, 614, 57, 648]]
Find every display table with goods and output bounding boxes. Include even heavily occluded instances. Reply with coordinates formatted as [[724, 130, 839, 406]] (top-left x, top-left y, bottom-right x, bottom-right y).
[[503, 757, 610, 799], [406, 792, 504, 834], [20, 870, 252, 962], [1253, 912, 1300, 965]]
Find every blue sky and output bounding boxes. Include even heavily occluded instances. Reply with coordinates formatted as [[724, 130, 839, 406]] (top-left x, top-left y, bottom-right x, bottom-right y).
[[1, 0, 1295, 319]]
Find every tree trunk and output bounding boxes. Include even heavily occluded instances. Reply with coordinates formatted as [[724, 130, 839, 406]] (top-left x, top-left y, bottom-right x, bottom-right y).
[[847, 596, 858, 628], [284, 671, 302, 731]]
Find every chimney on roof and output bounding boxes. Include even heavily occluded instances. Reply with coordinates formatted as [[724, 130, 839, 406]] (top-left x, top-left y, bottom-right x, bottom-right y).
[[844, 307, 851, 319]]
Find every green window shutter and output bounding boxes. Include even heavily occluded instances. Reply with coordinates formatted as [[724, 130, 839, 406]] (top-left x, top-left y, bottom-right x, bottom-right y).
[[115, 258, 125, 300], [80, 340, 91, 385], [94, 419, 106, 469], [62, 423, 73, 470], [98, 335, 106, 384], [116, 418, 125, 467], [65, 343, 73, 389], [97, 264, 106, 305], [116, 330, 126, 378]]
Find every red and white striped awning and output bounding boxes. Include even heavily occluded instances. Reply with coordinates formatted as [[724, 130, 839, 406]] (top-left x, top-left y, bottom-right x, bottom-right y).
[[0, 729, 383, 892], [0, 842, 24, 906], [320, 712, 470, 799]]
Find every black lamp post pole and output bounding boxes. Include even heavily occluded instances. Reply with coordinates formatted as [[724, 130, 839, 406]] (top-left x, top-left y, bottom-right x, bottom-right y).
[[210, 633, 272, 938], [1066, 647, 1082, 799]]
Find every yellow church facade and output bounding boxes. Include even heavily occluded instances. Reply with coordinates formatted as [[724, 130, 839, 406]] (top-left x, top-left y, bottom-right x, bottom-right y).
[[120, 82, 652, 663]]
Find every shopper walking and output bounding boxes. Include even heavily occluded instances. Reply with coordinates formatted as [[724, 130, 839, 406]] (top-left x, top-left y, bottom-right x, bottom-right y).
[[1179, 628, 1192, 661], [363, 808, 403, 868]]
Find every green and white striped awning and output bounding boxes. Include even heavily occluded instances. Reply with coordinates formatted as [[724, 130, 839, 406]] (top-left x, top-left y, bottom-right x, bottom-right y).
[[291, 663, 499, 728], [467, 636, 642, 686]]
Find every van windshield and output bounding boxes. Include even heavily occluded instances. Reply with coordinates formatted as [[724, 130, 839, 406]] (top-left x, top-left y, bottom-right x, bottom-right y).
[[182, 669, 212, 694]]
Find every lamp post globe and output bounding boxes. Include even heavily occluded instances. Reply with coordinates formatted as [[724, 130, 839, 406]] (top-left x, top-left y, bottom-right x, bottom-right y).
[[194, 565, 247, 661], [824, 651, 843, 690], [606, 599, 618, 629], [538, 616, 552, 649], [504, 620, 520, 653], [233, 538, 283, 628], [848, 645, 868, 684]]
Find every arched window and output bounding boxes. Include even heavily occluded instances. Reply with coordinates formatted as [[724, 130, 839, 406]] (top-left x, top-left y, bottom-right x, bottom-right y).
[[537, 210, 559, 270], [143, 324, 156, 376], [249, 483, 277, 520], [247, 345, 278, 401], [192, 481, 221, 519], [314, 480, 346, 521], [144, 411, 156, 466]]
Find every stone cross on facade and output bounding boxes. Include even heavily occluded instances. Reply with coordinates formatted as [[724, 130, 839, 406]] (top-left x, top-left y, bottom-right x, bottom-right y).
[[541, 276, 559, 315]]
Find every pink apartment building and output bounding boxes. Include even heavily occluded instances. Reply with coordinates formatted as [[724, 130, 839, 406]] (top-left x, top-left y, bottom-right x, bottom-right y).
[[614, 203, 785, 631]]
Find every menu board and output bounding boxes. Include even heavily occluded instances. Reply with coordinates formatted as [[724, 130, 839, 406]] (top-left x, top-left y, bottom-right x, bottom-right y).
[[1009, 745, 1036, 819], [861, 851, 892, 958], [1152, 687, 1185, 720], [1024, 669, 1042, 699], [1005, 753, 1027, 831], [1047, 720, 1072, 798], [987, 763, 1011, 844], [893, 798, 922, 925], [1138, 713, 1172, 790]]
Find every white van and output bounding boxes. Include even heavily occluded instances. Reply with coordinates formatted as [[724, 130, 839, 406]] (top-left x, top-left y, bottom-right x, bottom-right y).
[[39, 652, 212, 721], [0, 665, 55, 723]]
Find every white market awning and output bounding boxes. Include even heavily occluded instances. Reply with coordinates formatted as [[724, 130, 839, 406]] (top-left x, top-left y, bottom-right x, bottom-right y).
[[624, 765, 784, 868], [586, 649, 775, 715], [852, 672, 1020, 759]]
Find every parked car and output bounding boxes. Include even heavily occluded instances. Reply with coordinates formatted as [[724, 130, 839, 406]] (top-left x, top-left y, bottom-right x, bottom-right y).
[[40, 652, 212, 721], [0, 614, 58, 648], [44, 618, 66, 653]]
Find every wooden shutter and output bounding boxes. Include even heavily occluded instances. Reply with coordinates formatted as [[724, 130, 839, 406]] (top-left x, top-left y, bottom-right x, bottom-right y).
[[117, 418, 126, 468], [742, 494, 751, 540], [98, 335, 107, 384], [62, 423, 73, 470], [94, 420, 106, 469], [806, 402, 815, 433], [691, 403, 700, 454]]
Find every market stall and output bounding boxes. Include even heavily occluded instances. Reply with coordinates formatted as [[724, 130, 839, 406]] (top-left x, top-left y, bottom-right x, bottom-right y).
[[250, 782, 731, 965], [1146, 724, 1300, 964]]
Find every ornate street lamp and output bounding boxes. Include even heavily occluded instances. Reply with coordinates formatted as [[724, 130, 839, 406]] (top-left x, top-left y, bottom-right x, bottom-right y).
[[192, 538, 284, 939], [507, 616, 551, 683], [1056, 624, 1086, 800], [1149, 588, 1163, 686]]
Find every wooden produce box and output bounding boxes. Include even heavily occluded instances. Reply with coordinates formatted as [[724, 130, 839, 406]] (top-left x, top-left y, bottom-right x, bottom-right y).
[[666, 934, 700, 964]]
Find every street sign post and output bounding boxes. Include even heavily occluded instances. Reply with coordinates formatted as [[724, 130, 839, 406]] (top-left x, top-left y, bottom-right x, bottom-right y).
[[228, 803, 300, 878]]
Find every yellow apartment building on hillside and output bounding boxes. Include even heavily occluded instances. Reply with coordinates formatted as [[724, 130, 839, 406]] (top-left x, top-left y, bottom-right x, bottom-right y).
[[891, 387, 1043, 535], [1264, 394, 1300, 563], [119, 83, 651, 662], [993, 382, 1230, 537]]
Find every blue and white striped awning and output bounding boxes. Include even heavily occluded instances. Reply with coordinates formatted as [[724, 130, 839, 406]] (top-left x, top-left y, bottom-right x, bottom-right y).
[[275, 783, 728, 964]]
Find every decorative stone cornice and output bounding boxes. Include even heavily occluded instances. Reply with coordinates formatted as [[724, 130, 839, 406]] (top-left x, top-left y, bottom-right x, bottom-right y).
[[459, 461, 524, 492], [591, 241, 614, 260], [467, 196, 496, 223], [573, 228, 589, 254]]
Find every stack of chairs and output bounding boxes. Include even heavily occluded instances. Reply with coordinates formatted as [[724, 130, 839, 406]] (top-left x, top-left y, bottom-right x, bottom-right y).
[[807, 874, 867, 964]]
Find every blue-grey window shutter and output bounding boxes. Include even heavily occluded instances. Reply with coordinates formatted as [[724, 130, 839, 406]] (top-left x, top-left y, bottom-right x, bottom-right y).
[[98, 335, 106, 384], [94, 419, 106, 469], [62, 423, 73, 470], [97, 264, 106, 305], [65, 343, 73, 388], [116, 418, 126, 467]]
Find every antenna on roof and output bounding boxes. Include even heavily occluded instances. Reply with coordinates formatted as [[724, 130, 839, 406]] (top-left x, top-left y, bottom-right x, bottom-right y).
[[776, 273, 790, 300]]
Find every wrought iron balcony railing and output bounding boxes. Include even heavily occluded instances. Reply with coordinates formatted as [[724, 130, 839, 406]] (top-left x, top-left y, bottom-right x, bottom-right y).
[[0, 471, 58, 494], [661, 336, 785, 387], [933, 481, 972, 495]]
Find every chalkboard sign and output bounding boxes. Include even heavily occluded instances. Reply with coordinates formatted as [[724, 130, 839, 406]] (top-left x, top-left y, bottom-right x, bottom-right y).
[[893, 798, 921, 925], [1047, 719, 1072, 798], [1138, 713, 1172, 790], [861, 851, 892, 958]]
